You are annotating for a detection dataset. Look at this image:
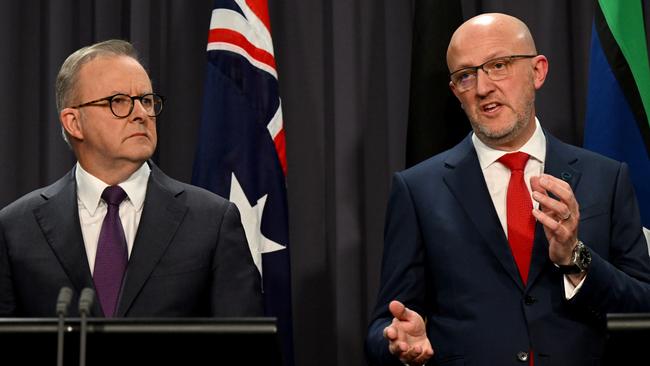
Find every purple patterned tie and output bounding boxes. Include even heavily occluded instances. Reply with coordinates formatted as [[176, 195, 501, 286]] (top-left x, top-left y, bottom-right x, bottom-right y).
[[93, 186, 128, 317]]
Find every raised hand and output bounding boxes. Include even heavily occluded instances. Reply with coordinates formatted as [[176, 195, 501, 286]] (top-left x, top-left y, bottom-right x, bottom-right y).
[[530, 174, 585, 284], [383, 300, 434, 365]]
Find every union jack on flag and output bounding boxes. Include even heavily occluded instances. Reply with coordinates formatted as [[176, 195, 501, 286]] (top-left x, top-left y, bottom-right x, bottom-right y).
[[191, 0, 292, 364]]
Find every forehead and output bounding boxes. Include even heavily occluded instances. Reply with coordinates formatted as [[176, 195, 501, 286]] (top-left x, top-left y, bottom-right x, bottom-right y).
[[77, 55, 152, 95], [448, 21, 528, 69]]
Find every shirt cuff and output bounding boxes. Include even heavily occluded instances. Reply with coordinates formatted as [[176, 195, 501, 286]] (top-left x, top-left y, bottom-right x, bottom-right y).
[[563, 274, 587, 299]]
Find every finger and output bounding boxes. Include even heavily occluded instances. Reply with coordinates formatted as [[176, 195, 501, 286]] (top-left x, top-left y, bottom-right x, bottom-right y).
[[388, 341, 401, 355], [540, 173, 571, 190], [383, 325, 398, 341], [530, 176, 553, 213], [530, 175, 545, 194], [532, 191, 570, 220], [389, 340, 409, 356], [397, 346, 419, 364], [533, 206, 580, 241], [538, 175, 577, 211], [538, 177, 579, 221], [412, 346, 435, 365], [404, 345, 423, 360], [389, 300, 409, 321], [532, 208, 577, 242], [530, 186, 551, 213], [532, 208, 562, 232]]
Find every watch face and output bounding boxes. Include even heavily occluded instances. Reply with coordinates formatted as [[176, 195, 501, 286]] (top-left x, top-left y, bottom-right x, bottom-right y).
[[575, 241, 591, 271], [558, 241, 591, 274]]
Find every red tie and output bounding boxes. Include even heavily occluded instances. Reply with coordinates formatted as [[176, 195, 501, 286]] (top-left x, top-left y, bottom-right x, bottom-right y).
[[498, 152, 535, 284]]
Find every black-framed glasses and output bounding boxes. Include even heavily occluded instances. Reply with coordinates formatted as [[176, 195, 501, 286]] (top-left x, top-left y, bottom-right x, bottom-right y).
[[449, 55, 537, 92], [69, 93, 165, 118]]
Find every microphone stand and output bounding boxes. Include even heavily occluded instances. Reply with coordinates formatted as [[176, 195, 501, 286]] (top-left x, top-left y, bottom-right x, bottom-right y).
[[56, 287, 73, 366], [78, 288, 95, 366]]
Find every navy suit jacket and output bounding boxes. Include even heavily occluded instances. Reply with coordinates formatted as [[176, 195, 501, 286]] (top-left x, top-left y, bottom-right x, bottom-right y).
[[0, 162, 263, 318], [366, 133, 650, 366]]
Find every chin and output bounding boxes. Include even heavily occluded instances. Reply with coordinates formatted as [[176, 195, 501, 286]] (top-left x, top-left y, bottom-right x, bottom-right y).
[[125, 147, 155, 163], [471, 124, 516, 146], [486, 126, 518, 140], [472, 118, 516, 137]]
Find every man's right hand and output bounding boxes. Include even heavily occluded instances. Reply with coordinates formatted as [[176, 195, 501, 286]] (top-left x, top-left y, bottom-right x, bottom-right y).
[[382, 300, 434, 365]]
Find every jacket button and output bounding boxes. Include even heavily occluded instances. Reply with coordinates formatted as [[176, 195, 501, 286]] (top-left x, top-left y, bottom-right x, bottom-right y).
[[517, 351, 529, 362], [524, 295, 536, 305]]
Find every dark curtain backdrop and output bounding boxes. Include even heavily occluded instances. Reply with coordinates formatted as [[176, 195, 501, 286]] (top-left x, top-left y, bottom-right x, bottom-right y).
[[0, 1, 630, 365]]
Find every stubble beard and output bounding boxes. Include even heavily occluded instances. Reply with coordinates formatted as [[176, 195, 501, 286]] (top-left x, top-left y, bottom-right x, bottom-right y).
[[469, 85, 536, 148]]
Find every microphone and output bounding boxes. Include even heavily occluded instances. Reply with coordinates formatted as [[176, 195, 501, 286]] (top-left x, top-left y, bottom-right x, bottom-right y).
[[78, 288, 94, 316], [78, 288, 95, 366], [56, 287, 73, 316], [56, 287, 73, 366]]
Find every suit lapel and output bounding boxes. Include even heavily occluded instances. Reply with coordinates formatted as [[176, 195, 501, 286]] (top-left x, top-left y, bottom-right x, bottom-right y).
[[443, 137, 525, 290], [525, 133, 582, 289], [116, 165, 188, 316], [32, 169, 102, 315]]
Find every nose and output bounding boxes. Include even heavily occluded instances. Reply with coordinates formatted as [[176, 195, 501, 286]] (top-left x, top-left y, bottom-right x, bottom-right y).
[[129, 99, 148, 122], [474, 68, 495, 96]]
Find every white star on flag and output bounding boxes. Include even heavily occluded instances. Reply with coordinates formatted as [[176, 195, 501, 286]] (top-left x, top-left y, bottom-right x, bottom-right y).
[[229, 173, 285, 275]]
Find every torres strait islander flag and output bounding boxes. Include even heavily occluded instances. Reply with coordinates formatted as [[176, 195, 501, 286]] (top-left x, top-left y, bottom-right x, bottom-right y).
[[191, 1, 293, 364], [584, 0, 650, 248]]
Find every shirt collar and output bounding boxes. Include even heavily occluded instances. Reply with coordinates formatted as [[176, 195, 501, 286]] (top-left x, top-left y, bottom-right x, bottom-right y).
[[76, 162, 151, 216], [472, 117, 546, 170]]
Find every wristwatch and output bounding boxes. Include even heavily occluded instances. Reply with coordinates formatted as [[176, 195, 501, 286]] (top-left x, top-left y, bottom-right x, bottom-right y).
[[557, 240, 591, 274]]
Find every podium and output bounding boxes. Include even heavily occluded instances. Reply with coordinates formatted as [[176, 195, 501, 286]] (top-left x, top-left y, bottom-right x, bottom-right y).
[[0, 317, 282, 366], [604, 313, 650, 365]]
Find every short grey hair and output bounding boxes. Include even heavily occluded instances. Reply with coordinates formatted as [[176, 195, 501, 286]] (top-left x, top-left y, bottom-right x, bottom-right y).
[[55, 39, 141, 145]]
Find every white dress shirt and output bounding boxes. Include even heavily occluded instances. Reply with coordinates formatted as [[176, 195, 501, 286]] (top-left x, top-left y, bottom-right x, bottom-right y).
[[75, 162, 150, 274], [471, 118, 584, 297], [472, 118, 546, 235]]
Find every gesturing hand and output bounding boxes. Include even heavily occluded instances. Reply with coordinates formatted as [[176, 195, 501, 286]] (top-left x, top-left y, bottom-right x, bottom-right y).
[[530, 174, 579, 265], [530, 174, 588, 285], [383, 300, 434, 366]]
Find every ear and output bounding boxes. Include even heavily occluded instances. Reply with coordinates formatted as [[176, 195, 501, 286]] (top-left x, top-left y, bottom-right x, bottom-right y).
[[59, 108, 84, 141], [449, 80, 462, 100], [531, 55, 549, 90], [449, 81, 466, 110]]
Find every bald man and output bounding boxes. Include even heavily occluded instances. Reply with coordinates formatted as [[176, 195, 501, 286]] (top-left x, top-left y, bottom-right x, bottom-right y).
[[366, 13, 650, 366]]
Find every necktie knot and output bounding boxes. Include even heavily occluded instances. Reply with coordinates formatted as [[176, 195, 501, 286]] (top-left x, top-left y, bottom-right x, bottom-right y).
[[102, 186, 127, 206], [499, 152, 530, 171]]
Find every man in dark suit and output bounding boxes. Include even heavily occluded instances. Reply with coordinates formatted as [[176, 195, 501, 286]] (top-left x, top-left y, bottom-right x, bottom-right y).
[[0, 40, 263, 317], [366, 13, 650, 365]]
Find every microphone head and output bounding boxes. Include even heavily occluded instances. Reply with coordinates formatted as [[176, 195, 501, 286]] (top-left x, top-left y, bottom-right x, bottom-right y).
[[79, 288, 95, 315], [55, 287, 73, 316]]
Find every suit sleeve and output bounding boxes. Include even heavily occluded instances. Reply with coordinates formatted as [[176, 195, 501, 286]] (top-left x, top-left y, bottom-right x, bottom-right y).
[[0, 218, 16, 316], [571, 162, 650, 313], [210, 202, 264, 316], [366, 173, 429, 366]]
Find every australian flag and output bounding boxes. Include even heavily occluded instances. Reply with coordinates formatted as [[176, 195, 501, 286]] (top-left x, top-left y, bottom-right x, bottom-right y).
[[191, 1, 293, 365]]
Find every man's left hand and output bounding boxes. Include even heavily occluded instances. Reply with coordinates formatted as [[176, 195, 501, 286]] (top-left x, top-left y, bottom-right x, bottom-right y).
[[530, 174, 584, 281]]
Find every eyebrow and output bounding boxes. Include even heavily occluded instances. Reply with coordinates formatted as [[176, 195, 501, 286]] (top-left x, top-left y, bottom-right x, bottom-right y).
[[108, 90, 154, 95], [455, 54, 510, 69]]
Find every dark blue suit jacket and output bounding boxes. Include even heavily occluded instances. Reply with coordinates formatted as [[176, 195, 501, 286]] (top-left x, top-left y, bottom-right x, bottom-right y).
[[366, 133, 650, 366], [0, 162, 263, 318]]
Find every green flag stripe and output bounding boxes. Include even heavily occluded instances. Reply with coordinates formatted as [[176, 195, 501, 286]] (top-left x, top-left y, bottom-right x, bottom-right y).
[[595, 3, 650, 153], [598, 0, 650, 129]]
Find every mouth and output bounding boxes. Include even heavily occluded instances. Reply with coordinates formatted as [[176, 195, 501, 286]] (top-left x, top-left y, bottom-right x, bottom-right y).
[[125, 132, 150, 141], [481, 102, 502, 114]]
